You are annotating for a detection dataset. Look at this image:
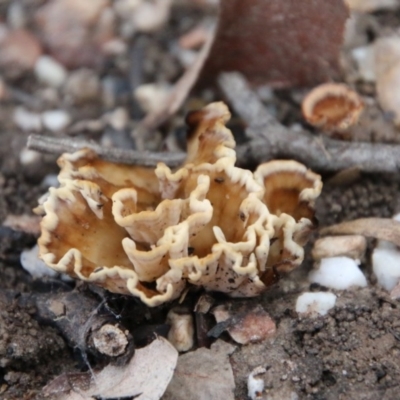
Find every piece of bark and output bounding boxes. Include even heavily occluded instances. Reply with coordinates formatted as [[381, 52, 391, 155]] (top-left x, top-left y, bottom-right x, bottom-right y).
[[312, 235, 367, 261], [220, 72, 400, 173], [200, 0, 348, 87], [320, 218, 400, 247]]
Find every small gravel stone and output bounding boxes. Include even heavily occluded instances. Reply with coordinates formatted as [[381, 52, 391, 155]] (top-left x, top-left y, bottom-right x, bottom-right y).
[[309, 257, 368, 290], [0, 29, 42, 78], [42, 109, 71, 132], [13, 107, 42, 132], [296, 292, 337, 316], [34, 55, 68, 88], [65, 68, 101, 104], [19, 148, 41, 167]]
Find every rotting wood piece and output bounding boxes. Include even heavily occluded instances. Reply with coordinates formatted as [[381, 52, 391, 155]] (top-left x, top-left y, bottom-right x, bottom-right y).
[[19, 289, 135, 365]]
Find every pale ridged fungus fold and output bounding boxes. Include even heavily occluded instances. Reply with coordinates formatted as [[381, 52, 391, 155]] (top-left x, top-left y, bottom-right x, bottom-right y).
[[36, 102, 322, 306]]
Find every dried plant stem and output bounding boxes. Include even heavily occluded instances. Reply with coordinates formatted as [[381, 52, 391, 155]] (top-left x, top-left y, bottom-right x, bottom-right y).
[[132, 34, 214, 150], [27, 134, 186, 168], [220, 72, 400, 173]]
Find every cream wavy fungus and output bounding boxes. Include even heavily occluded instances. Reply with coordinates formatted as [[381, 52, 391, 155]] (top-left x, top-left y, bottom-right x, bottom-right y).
[[36, 102, 322, 306]]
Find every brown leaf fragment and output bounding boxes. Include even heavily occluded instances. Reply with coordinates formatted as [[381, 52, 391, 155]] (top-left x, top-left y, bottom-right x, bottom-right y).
[[3, 214, 41, 236], [210, 303, 276, 344], [320, 218, 400, 247], [163, 339, 236, 400], [42, 372, 91, 398], [200, 0, 349, 87]]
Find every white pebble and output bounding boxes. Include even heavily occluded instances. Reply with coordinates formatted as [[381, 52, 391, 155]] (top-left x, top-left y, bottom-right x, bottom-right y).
[[133, 0, 171, 33], [371, 213, 400, 291], [247, 366, 266, 400], [41, 173, 59, 188], [309, 256, 367, 290], [351, 45, 376, 82], [166, 309, 194, 352], [13, 106, 42, 131], [42, 109, 71, 132], [21, 245, 58, 279], [134, 83, 170, 113], [35, 55, 68, 88], [103, 107, 128, 130], [296, 292, 337, 316], [372, 247, 400, 291], [19, 147, 41, 166]]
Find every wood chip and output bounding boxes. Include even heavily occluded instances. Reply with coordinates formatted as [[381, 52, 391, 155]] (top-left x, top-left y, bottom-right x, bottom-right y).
[[320, 218, 400, 247]]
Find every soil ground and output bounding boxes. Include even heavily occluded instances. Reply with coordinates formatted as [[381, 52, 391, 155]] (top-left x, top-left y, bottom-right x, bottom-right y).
[[1, 2, 400, 399]]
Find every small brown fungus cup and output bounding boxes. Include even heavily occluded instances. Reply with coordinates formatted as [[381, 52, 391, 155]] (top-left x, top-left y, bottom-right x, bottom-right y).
[[302, 83, 364, 132]]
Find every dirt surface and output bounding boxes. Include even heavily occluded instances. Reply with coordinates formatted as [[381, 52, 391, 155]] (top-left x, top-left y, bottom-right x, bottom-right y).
[[232, 287, 400, 400], [1, 1, 400, 400]]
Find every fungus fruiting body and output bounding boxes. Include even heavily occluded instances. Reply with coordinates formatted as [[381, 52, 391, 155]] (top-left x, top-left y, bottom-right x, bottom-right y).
[[36, 102, 322, 306], [302, 83, 364, 132]]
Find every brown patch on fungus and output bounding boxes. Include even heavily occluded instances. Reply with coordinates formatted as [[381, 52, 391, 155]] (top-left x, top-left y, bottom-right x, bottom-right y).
[[302, 83, 364, 132], [37, 102, 322, 306]]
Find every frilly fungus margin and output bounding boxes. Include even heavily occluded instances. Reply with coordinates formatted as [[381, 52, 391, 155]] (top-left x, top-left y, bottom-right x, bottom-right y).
[[36, 102, 322, 307]]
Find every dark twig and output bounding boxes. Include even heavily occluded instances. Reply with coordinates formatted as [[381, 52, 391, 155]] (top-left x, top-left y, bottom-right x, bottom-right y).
[[27, 134, 186, 168], [221, 72, 400, 173], [28, 73, 400, 173]]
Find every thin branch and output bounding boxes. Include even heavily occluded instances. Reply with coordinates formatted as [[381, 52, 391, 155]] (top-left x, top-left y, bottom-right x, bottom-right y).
[[221, 72, 400, 173], [29, 73, 400, 173], [27, 134, 186, 168]]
